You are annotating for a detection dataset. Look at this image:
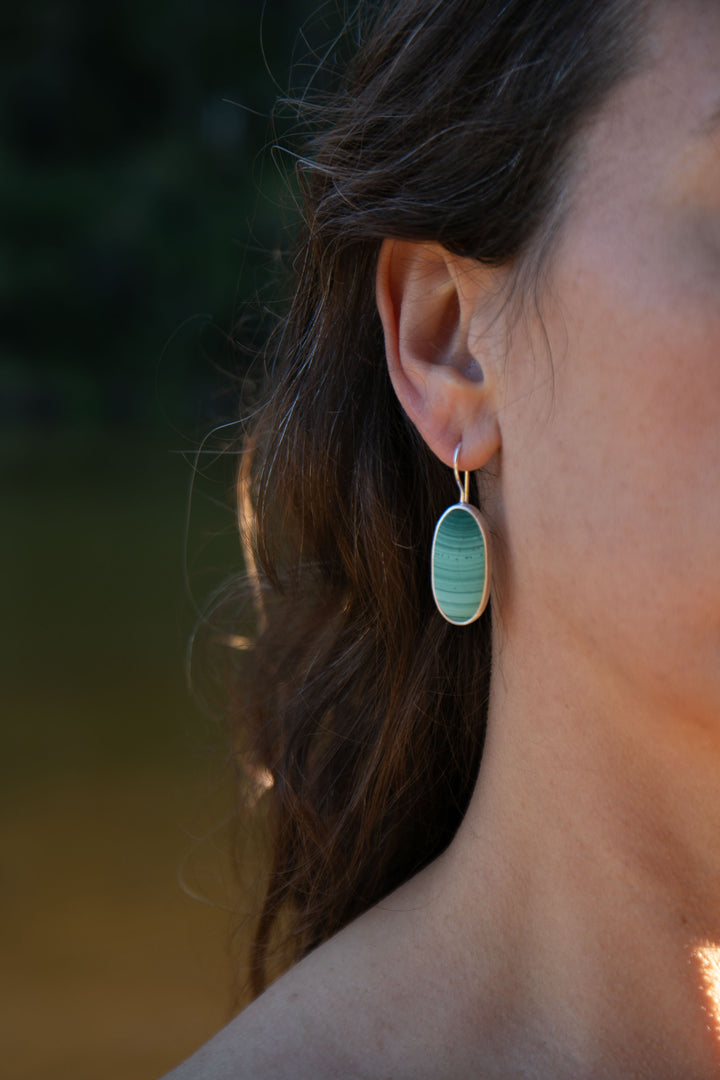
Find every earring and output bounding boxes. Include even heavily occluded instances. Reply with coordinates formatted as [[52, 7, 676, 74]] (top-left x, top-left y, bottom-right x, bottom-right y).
[[430, 444, 491, 626]]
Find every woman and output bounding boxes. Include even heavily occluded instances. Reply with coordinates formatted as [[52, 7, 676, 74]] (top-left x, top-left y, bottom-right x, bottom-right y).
[[168, 0, 720, 1075]]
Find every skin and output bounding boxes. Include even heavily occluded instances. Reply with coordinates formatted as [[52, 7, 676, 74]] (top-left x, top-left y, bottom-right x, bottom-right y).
[[165, 2, 720, 1076]]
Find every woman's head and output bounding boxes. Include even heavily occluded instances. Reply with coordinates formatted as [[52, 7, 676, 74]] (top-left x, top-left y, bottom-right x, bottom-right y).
[[228, 0, 708, 994], [378, 0, 720, 738]]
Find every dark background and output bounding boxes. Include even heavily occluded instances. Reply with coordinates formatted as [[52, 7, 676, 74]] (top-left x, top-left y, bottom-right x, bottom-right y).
[[2, 1, 339, 1076]]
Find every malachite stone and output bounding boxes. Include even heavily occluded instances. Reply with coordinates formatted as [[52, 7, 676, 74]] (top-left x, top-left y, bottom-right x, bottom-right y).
[[431, 504, 488, 625]]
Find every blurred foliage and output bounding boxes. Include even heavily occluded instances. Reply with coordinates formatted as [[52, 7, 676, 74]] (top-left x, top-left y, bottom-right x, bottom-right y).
[[0, 0, 342, 434]]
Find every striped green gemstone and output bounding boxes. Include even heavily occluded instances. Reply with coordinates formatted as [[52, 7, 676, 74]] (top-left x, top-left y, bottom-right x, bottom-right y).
[[432, 506, 486, 624]]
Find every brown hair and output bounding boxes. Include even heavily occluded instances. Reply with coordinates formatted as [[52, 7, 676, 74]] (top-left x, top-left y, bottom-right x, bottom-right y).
[[210, 0, 645, 999]]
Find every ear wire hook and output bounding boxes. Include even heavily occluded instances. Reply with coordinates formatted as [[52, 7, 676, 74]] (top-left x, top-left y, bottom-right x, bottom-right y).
[[453, 443, 470, 504]]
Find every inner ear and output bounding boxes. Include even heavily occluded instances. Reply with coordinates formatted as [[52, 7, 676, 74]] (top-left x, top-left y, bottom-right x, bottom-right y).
[[376, 238, 503, 471], [382, 241, 472, 374], [399, 271, 460, 368]]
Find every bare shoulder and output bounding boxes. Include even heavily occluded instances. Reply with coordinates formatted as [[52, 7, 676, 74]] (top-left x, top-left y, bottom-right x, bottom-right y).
[[162, 915, 401, 1080], [161, 868, 461, 1080], [160, 958, 336, 1079]]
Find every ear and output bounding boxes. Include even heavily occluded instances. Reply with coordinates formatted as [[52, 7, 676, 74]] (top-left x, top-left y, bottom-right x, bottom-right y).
[[376, 239, 505, 471]]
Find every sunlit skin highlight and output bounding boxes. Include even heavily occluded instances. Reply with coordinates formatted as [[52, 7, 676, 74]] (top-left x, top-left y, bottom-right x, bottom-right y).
[[694, 945, 720, 1041]]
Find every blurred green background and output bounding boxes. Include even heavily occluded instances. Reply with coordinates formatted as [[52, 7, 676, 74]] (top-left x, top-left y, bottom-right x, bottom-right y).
[[2, 1, 332, 1076]]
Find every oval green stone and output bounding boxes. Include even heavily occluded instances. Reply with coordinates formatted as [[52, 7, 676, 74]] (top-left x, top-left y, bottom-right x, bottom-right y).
[[431, 505, 487, 624]]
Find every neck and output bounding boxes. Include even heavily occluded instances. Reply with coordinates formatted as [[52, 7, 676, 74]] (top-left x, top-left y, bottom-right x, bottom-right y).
[[444, 619, 720, 1077]]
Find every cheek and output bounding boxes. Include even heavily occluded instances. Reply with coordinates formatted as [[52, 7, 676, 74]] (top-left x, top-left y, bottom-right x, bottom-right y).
[[499, 255, 720, 708], [535, 200, 720, 526]]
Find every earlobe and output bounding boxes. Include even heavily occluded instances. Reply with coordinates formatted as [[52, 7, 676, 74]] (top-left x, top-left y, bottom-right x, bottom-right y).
[[376, 238, 504, 471]]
